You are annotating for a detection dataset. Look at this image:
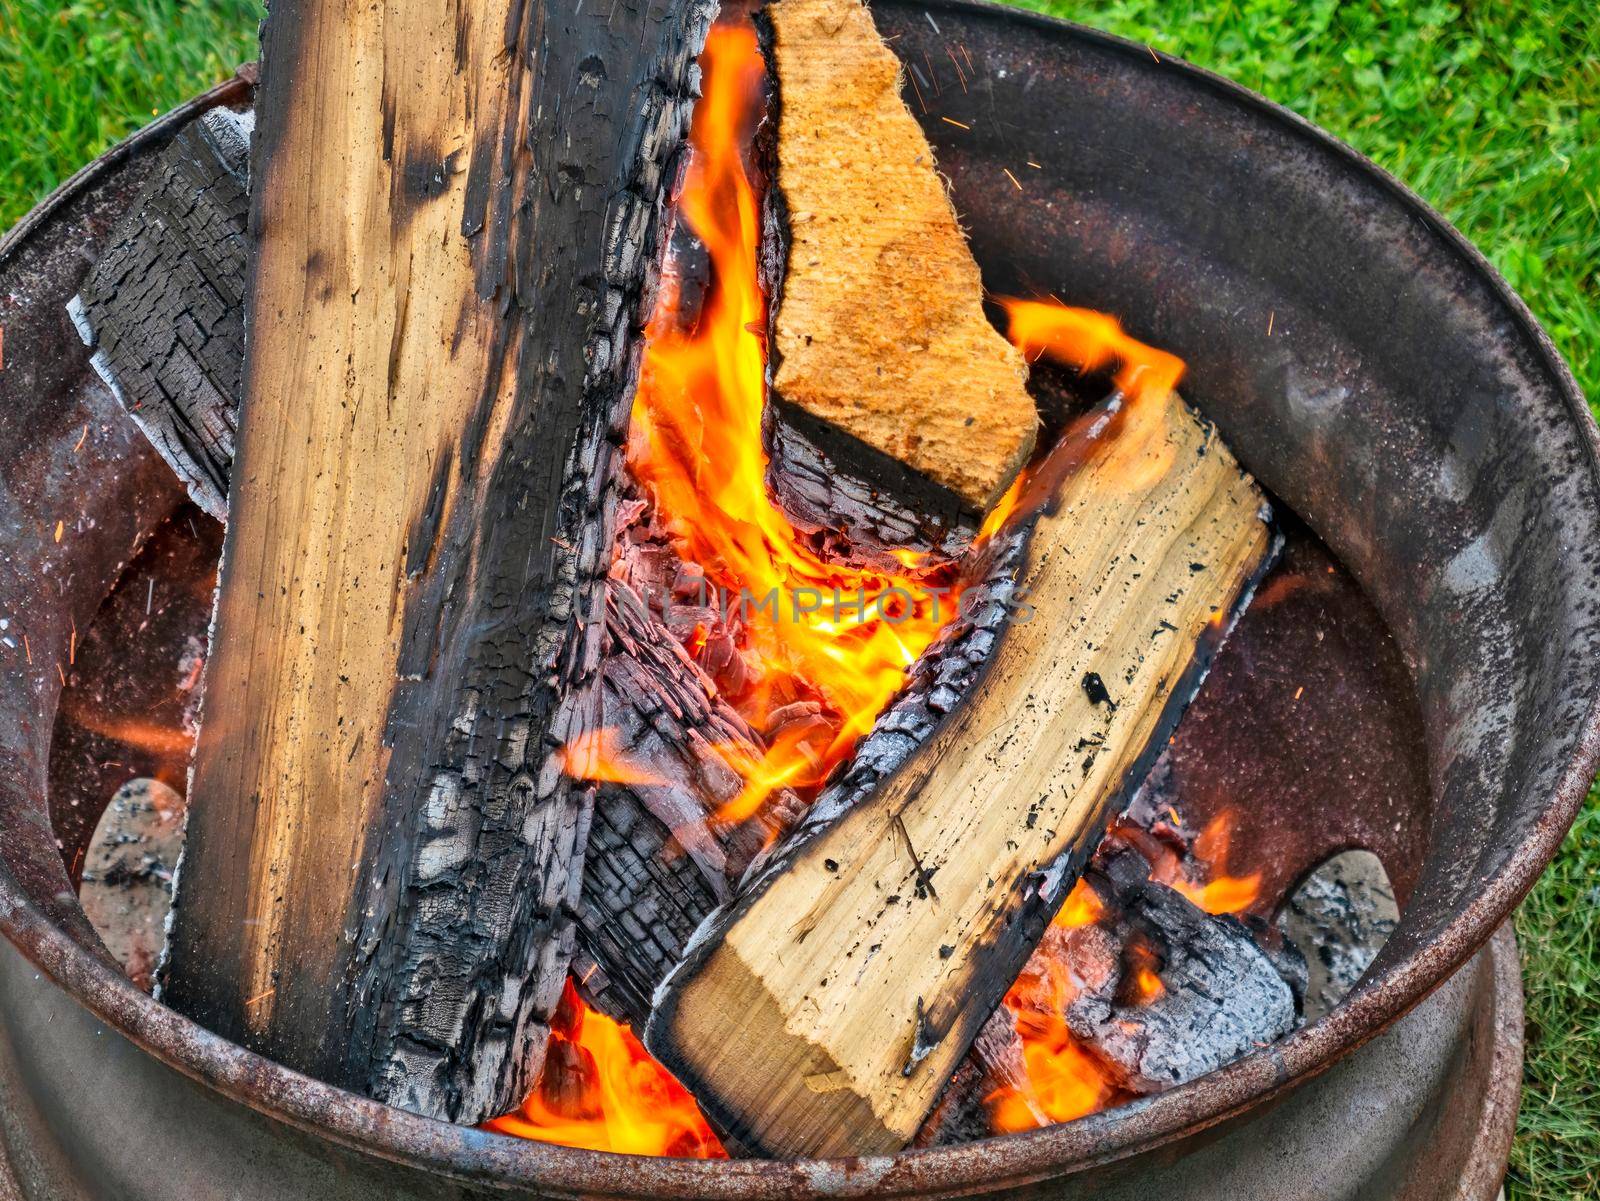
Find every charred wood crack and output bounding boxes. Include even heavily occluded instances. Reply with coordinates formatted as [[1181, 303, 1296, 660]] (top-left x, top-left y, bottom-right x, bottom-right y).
[[68, 107, 252, 521], [338, 1, 721, 1123]]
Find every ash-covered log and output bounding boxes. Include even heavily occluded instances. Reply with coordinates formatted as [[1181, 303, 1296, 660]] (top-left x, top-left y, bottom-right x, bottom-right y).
[[1278, 849, 1399, 1022], [1069, 851, 1297, 1094], [158, 0, 716, 1126], [921, 839, 1300, 1145]]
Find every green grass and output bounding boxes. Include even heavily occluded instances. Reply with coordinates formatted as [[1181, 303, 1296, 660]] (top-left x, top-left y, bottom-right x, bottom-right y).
[[1, 0, 1596, 1194], [0, 0, 263, 232]]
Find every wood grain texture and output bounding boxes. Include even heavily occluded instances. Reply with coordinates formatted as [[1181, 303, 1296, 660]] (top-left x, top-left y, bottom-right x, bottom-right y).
[[161, 0, 714, 1124], [645, 390, 1272, 1156], [766, 0, 1037, 512]]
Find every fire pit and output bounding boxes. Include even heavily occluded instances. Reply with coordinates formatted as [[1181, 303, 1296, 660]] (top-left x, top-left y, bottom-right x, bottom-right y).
[[0, 1, 1593, 1196]]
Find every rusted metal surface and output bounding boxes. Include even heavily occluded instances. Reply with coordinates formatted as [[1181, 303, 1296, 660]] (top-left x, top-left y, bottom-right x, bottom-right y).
[[0, 0, 1593, 1193], [0, 927, 1521, 1199]]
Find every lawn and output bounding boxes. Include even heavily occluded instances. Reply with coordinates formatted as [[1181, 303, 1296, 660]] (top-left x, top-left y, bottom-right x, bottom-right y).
[[1, 0, 1596, 1194]]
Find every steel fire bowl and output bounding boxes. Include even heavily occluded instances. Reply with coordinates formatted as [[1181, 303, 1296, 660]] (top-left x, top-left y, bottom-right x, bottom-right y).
[[0, 2, 1593, 1198]]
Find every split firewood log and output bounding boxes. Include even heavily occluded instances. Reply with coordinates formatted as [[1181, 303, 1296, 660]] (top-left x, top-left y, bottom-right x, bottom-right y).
[[156, 0, 716, 1125], [761, 0, 1037, 512], [646, 385, 1273, 1156]]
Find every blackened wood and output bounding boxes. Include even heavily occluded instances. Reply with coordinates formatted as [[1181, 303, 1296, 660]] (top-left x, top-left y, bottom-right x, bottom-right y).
[[160, 0, 715, 1125], [574, 523, 1021, 1031], [68, 108, 252, 520], [575, 580, 806, 1025], [912, 1006, 1032, 1148], [766, 414, 973, 570]]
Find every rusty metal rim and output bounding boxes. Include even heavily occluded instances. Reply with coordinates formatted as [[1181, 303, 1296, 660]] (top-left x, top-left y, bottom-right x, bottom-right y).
[[0, 6, 1590, 1196], [1456, 926, 1525, 1201]]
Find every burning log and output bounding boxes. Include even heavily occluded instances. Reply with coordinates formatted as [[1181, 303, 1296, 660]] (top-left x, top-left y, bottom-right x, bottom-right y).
[[68, 107, 252, 521], [938, 852, 1297, 1143], [575, 510, 1027, 1032], [612, 20, 1272, 1161], [645, 382, 1273, 1157], [158, 0, 715, 1125], [1063, 851, 1296, 1094]]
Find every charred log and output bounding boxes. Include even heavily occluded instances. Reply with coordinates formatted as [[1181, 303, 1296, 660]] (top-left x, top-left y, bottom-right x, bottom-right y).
[[1074, 851, 1297, 1093], [574, 579, 808, 1025], [68, 108, 252, 520], [160, 0, 716, 1126]]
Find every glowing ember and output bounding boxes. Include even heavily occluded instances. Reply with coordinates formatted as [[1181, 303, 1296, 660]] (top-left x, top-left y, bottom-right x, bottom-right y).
[[992, 922, 1120, 1130], [486, 982, 726, 1158], [996, 810, 1256, 1132], [1054, 877, 1104, 930], [1124, 935, 1167, 1005]]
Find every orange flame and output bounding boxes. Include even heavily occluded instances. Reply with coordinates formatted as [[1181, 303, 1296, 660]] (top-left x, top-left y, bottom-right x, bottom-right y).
[[991, 919, 1119, 1129], [1124, 936, 1166, 1005], [999, 299, 1185, 406], [1053, 877, 1104, 929], [486, 982, 726, 1158], [559, 728, 670, 789], [1171, 812, 1262, 915], [498, 17, 1230, 1157], [627, 22, 960, 825], [998, 809, 1258, 1132]]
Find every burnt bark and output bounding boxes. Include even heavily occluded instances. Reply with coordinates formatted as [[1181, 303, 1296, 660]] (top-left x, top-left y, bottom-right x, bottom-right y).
[[574, 579, 807, 1025], [68, 108, 252, 520], [159, 0, 717, 1127], [341, 3, 719, 1123]]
